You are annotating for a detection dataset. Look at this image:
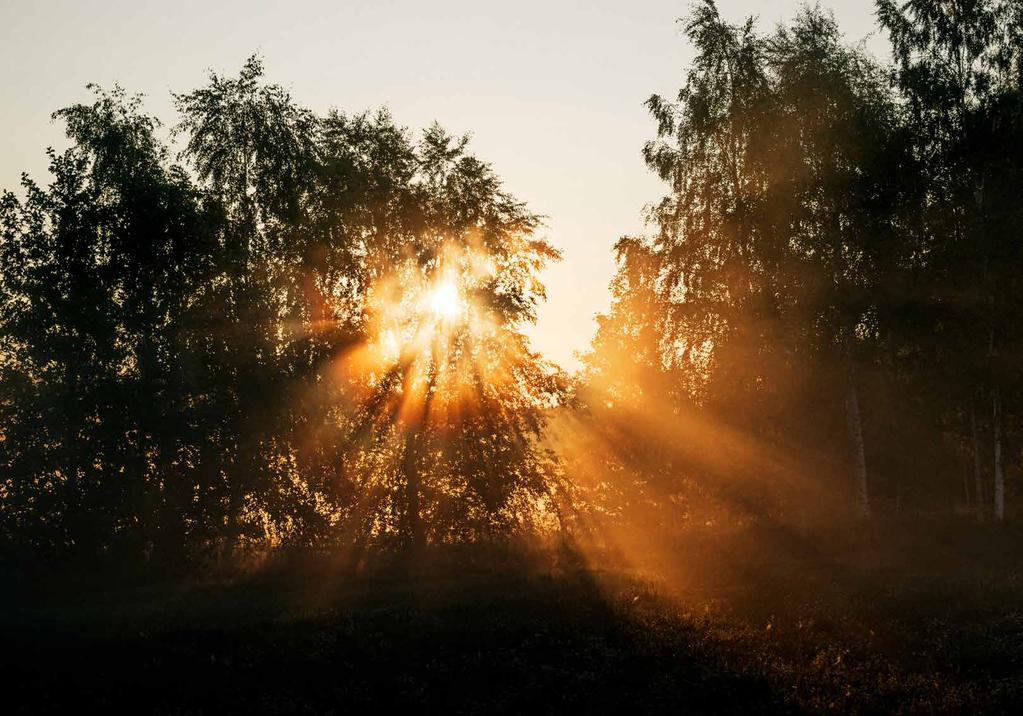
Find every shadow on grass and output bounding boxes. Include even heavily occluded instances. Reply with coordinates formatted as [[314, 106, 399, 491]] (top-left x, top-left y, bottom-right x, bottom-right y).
[[5, 523, 1023, 714], [3, 554, 784, 715]]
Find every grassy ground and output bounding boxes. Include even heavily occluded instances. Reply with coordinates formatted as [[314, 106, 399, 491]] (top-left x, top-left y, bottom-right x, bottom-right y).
[[5, 523, 1023, 714]]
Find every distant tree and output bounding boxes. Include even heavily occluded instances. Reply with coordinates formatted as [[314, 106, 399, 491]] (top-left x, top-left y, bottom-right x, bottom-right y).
[[878, 0, 1023, 521], [624, 2, 919, 518], [576, 0, 1023, 530]]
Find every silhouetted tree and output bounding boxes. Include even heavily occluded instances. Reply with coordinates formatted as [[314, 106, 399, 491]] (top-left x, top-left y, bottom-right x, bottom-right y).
[[575, 2, 958, 527], [0, 57, 564, 564], [878, 0, 1023, 521], [0, 87, 217, 559]]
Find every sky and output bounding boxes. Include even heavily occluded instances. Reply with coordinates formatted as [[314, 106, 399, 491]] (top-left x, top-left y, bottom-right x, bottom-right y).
[[0, 0, 886, 369]]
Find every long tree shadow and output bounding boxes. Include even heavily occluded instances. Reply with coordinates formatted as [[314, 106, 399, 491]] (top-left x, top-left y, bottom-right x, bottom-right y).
[[3, 560, 790, 715]]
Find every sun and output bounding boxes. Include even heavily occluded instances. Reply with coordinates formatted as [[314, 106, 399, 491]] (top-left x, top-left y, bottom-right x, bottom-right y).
[[427, 280, 462, 320], [359, 256, 480, 371]]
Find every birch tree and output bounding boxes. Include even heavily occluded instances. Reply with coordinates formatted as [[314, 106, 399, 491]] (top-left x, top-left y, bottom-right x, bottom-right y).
[[633, 2, 912, 517], [878, 0, 1023, 521]]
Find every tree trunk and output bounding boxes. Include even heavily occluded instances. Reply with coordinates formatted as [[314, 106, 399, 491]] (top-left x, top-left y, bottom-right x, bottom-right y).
[[402, 429, 424, 551], [398, 351, 437, 555], [993, 388, 1005, 522], [962, 455, 972, 512], [843, 338, 870, 519], [971, 401, 986, 522]]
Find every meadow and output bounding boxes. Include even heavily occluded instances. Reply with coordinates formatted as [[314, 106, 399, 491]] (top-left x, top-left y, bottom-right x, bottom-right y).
[[6, 521, 1023, 714]]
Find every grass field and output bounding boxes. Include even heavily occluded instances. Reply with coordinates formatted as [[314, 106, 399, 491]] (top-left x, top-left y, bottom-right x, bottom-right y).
[[5, 522, 1023, 714]]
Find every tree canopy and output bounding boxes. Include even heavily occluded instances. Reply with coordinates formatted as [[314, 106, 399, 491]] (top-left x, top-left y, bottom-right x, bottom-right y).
[[3, 1, 1023, 572], [0, 58, 563, 564], [573, 0, 1023, 530]]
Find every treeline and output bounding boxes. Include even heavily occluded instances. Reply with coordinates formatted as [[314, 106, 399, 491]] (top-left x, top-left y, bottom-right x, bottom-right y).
[[569, 0, 1023, 532], [0, 58, 563, 564], [3, 2, 1023, 568]]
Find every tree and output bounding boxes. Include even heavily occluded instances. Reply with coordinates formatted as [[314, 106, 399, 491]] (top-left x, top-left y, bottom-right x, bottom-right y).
[[0, 57, 565, 564], [0, 87, 216, 558], [624, 2, 918, 519], [878, 0, 1023, 521]]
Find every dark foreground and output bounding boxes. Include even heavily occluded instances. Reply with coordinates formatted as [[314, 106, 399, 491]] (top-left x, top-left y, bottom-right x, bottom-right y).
[[5, 524, 1023, 714]]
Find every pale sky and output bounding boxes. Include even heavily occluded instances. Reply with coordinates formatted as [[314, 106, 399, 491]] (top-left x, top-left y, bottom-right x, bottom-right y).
[[1, 0, 885, 369]]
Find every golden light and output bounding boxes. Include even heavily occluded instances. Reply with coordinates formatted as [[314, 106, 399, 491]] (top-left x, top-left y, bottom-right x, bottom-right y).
[[427, 280, 462, 320], [353, 246, 503, 390]]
